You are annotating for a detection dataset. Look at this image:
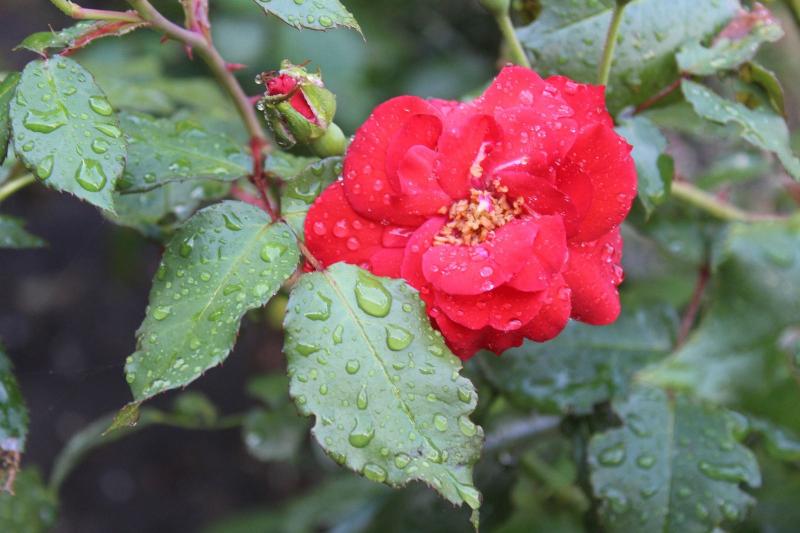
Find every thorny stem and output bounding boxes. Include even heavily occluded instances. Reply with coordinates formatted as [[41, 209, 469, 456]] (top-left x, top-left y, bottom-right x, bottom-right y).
[[122, 0, 276, 218], [671, 181, 788, 223], [634, 77, 683, 114], [597, 2, 627, 86], [677, 263, 710, 346], [48, 0, 143, 23], [0, 174, 36, 203], [496, 14, 531, 68]]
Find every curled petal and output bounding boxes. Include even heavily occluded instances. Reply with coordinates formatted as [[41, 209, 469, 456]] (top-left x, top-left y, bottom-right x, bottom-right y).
[[401, 217, 445, 295], [519, 274, 572, 341], [556, 124, 637, 242], [385, 113, 442, 190], [434, 285, 546, 331], [435, 112, 500, 198], [475, 65, 546, 114], [545, 76, 614, 131], [563, 229, 623, 325], [429, 308, 486, 360], [421, 218, 539, 296], [398, 145, 452, 216]]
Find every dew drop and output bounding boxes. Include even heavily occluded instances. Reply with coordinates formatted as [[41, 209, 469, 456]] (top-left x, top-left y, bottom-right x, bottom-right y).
[[35, 155, 54, 179], [357, 385, 368, 410], [458, 415, 477, 437], [385, 324, 413, 351], [74, 159, 107, 192], [598, 443, 626, 466], [152, 306, 171, 321], [88, 95, 113, 116], [261, 242, 287, 262], [348, 421, 374, 448], [345, 359, 360, 374], [362, 463, 386, 482], [354, 272, 392, 317]]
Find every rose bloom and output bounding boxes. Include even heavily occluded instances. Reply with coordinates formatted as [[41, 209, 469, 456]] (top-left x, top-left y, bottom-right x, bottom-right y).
[[304, 66, 636, 359]]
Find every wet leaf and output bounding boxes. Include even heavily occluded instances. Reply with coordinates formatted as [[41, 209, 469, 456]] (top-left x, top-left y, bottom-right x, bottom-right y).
[[616, 116, 673, 214], [124, 201, 299, 402], [481, 305, 676, 415], [117, 111, 251, 192], [0, 73, 19, 166], [252, 0, 362, 35], [589, 386, 760, 532], [0, 344, 27, 493], [516, 0, 739, 113], [14, 20, 145, 56], [0, 215, 45, 249], [265, 151, 317, 181], [10, 56, 125, 212], [243, 408, 308, 462], [677, 3, 784, 76], [281, 156, 342, 237], [284, 263, 483, 513], [681, 79, 800, 179]]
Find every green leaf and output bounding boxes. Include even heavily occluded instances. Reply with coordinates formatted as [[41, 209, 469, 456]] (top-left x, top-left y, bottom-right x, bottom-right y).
[[252, 0, 362, 35], [117, 111, 251, 192], [0, 73, 19, 166], [14, 20, 145, 55], [0, 215, 45, 249], [10, 56, 125, 212], [243, 408, 308, 462], [589, 386, 760, 532], [281, 156, 342, 237], [616, 116, 673, 214], [0, 344, 28, 492], [481, 305, 676, 415], [516, 0, 739, 113], [741, 61, 786, 116], [0, 469, 57, 532], [265, 151, 317, 181], [676, 5, 784, 76], [109, 179, 230, 240], [246, 374, 292, 409], [124, 201, 299, 402], [642, 221, 800, 432], [284, 263, 483, 512], [681, 79, 800, 179]]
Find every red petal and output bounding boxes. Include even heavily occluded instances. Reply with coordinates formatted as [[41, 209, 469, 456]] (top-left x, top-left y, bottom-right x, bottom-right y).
[[545, 76, 614, 131], [400, 217, 445, 295], [484, 328, 526, 355], [435, 112, 500, 198], [434, 285, 546, 331], [370, 248, 405, 278], [385, 113, 442, 190], [563, 229, 623, 325], [519, 274, 572, 341], [421, 218, 539, 296], [475, 66, 546, 114], [429, 308, 485, 360], [398, 145, 452, 216], [344, 95, 442, 226], [305, 181, 386, 268], [496, 171, 580, 236], [506, 255, 549, 292], [556, 124, 636, 242]]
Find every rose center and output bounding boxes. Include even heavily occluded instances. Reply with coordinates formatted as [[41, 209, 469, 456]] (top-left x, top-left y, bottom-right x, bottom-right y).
[[433, 181, 524, 246]]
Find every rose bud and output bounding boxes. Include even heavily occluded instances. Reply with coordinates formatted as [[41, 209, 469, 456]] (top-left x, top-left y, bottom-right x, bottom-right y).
[[257, 61, 346, 157]]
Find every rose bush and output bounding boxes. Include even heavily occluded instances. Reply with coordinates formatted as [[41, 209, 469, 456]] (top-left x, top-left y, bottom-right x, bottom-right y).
[[305, 66, 637, 359]]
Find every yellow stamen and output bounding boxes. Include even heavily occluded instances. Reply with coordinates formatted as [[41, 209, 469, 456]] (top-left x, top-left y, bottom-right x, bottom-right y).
[[434, 181, 524, 246]]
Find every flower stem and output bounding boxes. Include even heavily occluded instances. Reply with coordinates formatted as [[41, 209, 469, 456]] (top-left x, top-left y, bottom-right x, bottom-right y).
[[597, 2, 627, 86], [496, 14, 531, 68], [49, 0, 143, 23], [671, 181, 786, 223], [0, 174, 36, 204]]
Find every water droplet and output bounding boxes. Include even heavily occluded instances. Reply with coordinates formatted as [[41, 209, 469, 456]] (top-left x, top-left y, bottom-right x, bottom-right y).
[[94, 123, 122, 138], [88, 95, 113, 116], [458, 415, 477, 436], [457, 387, 472, 403], [305, 292, 332, 321], [636, 454, 655, 469], [261, 242, 287, 262], [697, 460, 750, 483], [357, 385, 368, 409], [179, 237, 194, 258], [152, 306, 171, 321], [385, 324, 413, 351], [394, 453, 411, 469], [223, 213, 243, 231], [35, 155, 53, 179], [332, 324, 343, 344], [91, 138, 109, 154], [296, 342, 320, 356], [354, 272, 392, 317], [23, 111, 65, 133], [345, 359, 360, 374], [433, 413, 448, 432], [362, 463, 386, 483], [348, 421, 374, 448], [74, 159, 107, 191], [598, 443, 626, 466]]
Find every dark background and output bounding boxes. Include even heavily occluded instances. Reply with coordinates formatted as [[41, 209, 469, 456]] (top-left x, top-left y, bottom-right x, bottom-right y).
[[0, 1, 499, 531]]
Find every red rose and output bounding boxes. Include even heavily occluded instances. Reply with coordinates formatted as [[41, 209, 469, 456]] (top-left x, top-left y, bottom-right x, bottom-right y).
[[304, 66, 636, 359]]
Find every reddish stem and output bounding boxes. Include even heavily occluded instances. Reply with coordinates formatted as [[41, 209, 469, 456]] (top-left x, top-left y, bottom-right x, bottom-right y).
[[677, 263, 710, 345], [634, 77, 683, 114], [249, 137, 278, 221]]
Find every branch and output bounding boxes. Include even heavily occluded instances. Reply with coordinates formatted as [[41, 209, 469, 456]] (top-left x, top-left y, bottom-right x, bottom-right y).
[[597, 1, 628, 86], [670, 181, 788, 223], [49, 0, 143, 23], [0, 174, 36, 203]]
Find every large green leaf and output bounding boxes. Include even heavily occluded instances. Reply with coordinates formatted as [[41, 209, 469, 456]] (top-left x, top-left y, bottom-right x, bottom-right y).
[[0, 344, 28, 492], [117, 112, 251, 192], [14, 20, 145, 55], [10, 56, 125, 212], [280, 156, 341, 237], [589, 386, 760, 532], [252, 0, 362, 35], [516, 0, 739, 113], [124, 201, 299, 402], [481, 305, 676, 415], [676, 5, 784, 76], [0, 469, 57, 532], [0, 215, 45, 249], [681, 79, 800, 179], [284, 263, 483, 513], [642, 220, 800, 432], [616, 116, 673, 214], [0, 73, 19, 166]]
